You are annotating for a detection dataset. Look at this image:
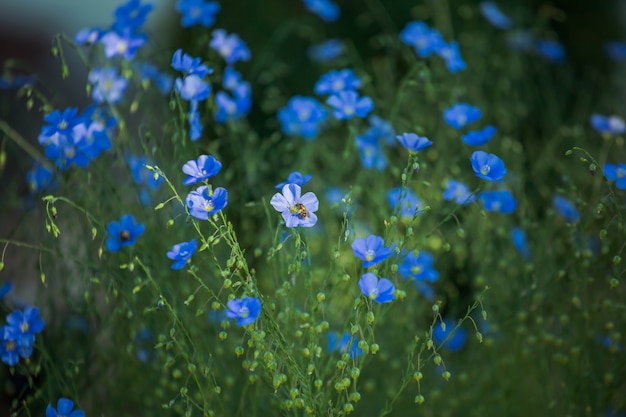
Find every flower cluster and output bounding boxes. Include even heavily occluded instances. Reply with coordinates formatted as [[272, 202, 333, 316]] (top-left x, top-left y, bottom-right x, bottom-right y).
[[354, 115, 396, 170], [400, 20, 465, 72], [0, 307, 45, 366], [214, 66, 252, 123], [184, 155, 228, 220]]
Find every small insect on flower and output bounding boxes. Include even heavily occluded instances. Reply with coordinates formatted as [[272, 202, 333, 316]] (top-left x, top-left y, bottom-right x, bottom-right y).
[[270, 184, 319, 228]]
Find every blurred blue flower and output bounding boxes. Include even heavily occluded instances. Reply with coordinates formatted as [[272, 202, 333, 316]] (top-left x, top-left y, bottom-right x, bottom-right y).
[[470, 151, 506, 181], [0, 282, 11, 298], [358, 273, 395, 304], [436, 41, 466, 73], [479, 2, 513, 30], [433, 319, 467, 352], [387, 186, 421, 218], [590, 114, 625, 136], [214, 83, 252, 123], [553, 195, 579, 223], [327, 332, 363, 358], [396, 133, 432, 152], [303, 0, 340, 22], [74, 27, 102, 46], [0, 326, 20, 365], [399, 21, 444, 57], [26, 164, 54, 194], [535, 40, 566, 63], [444, 103, 482, 129], [113, 0, 153, 31], [605, 41, 626, 61], [100, 28, 147, 60], [604, 163, 626, 189], [182, 155, 222, 185], [225, 297, 262, 326], [270, 184, 319, 228], [442, 179, 474, 204], [106, 214, 145, 252], [176, 0, 220, 28], [275, 172, 312, 189], [398, 251, 439, 283], [135, 62, 173, 94], [188, 105, 203, 140], [355, 133, 387, 170], [308, 39, 344, 62], [88, 68, 128, 104], [327, 90, 373, 120], [6, 306, 45, 348], [479, 190, 516, 213], [210, 29, 251, 65], [367, 115, 396, 146], [171, 49, 213, 77], [314, 69, 361, 95], [511, 227, 531, 259], [186, 186, 228, 220], [352, 235, 392, 268], [127, 155, 162, 190], [46, 398, 85, 417], [175, 74, 211, 101], [167, 239, 198, 270], [278, 96, 327, 140], [462, 125, 496, 146]]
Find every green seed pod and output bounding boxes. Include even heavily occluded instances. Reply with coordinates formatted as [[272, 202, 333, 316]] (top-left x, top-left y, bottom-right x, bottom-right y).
[[349, 392, 361, 403], [350, 367, 360, 379], [415, 395, 425, 404], [433, 355, 442, 366], [219, 331, 227, 341], [343, 403, 354, 414], [414, 371, 423, 381], [370, 343, 380, 354], [442, 371, 451, 381], [314, 379, 323, 389], [235, 346, 244, 356]]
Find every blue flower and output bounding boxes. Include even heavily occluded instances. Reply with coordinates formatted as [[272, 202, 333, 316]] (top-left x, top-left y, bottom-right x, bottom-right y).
[[398, 251, 439, 283], [358, 273, 395, 304], [188, 102, 203, 141], [225, 297, 262, 326], [367, 115, 396, 146], [308, 39, 344, 62], [210, 29, 251, 65], [135, 62, 173, 94], [1, 326, 20, 366], [387, 187, 421, 218], [185, 186, 228, 220], [314, 69, 361, 95], [604, 163, 626, 189], [605, 41, 626, 61], [26, 164, 54, 194], [74, 27, 102, 46], [171, 49, 213, 78], [88, 68, 128, 104], [511, 227, 531, 259], [6, 306, 45, 348], [327, 332, 363, 358], [553, 195, 580, 223], [167, 239, 198, 270], [352, 235, 392, 268], [444, 103, 482, 129], [176, 0, 220, 28], [470, 151, 506, 181], [436, 41, 466, 73], [479, 2, 513, 30], [106, 214, 145, 252], [399, 21, 444, 57], [278, 96, 327, 140], [100, 28, 147, 61], [327, 90, 374, 120], [182, 155, 222, 185], [175, 74, 211, 101], [442, 179, 474, 204], [478, 190, 516, 213], [214, 85, 252, 123], [590, 114, 625, 136], [275, 172, 312, 189], [303, 0, 340, 22], [462, 125, 496, 146], [46, 398, 85, 417], [127, 155, 162, 190], [113, 0, 153, 31], [396, 133, 432, 152], [432, 319, 467, 352], [355, 133, 387, 170], [535, 40, 566, 63], [270, 184, 319, 228]]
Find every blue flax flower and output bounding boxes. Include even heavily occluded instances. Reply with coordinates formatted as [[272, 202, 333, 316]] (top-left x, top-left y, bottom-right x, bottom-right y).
[[106, 214, 145, 252], [396, 133, 432, 152], [442, 179, 474, 204], [100, 28, 147, 61], [367, 115, 396, 146], [327, 332, 363, 358], [352, 235, 392, 268], [590, 114, 625, 136], [278, 96, 327, 140], [270, 184, 319, 228], [387, 187, 421, 219], [188, 104, 203, 140], [308, 39, 344, 62], [176, 0, 220, 28], [210, 29, 251, 65], [113, 0, 153, 30], [433, 319, 467, 352], [225, 297, 261, 326], [535, 40, 566, 63], [171, 49, 212, 77], [88, 68, 128, 104], [358, 273, 395, 304], [303, 0, 340, 22], [0, 326, 20, 366], [175, 74, 211, 101], [512, 227, 531, 259], [436, 41, 466, 73], [604, 163, 626, 189], [398, 251, 439, 283], [327, 90, 373, 120], [355, 133, 387, 170], [553, 195, 579, 223], [182, 155, 222, 185], [275, 172, 312, 189], [462, 125, 496, 146], [444, 103, 482, 129], [74, 27, 102, 46], [470, 151, 506, 181], [46, 398, 85, 417], [479, 2, 513, 30], [186, 186, 228, 220], [6, 307, 45, 348], [167, 239, 197, 270], [27, 164, 54, 194], [400, 21, 444, 57], [214, 85, 252, 123], [478, 190, 516, 213], [314, 69, 361, 95]]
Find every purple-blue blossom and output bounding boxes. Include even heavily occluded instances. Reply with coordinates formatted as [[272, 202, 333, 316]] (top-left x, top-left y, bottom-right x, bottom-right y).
[[444, 103, 482, 129], [326, 90, 373, 120], [479, 190, 516, 214], [88, 68, 128, 104], [462, 125, 497, 146], [443, 180, 474, 204], [398, 251, 439, 283], [176, 0, 221, 28], [396, 133, 432, 152], [275, 172, 312, 189], [358, 273, 395, 304], [277, 96, 327, 140], [186, 186, 229, 220], [106, 214, 145, 252], [553, 195, 580, 223], [387, 187, 421, 219], [590, 114, 625, 135], [479, 2, 513, 30], [182, 155, 222, 185], [303, 0, 340, 22], [46, 398, 85, 417], [167, 239, 198, 270], [270, 184, 319, 228], [308, 39, 344, 62], [470, 151, 506, 181], [399, 21, 444, 57], [604, 163, 626, 189], [314, 69, 361, 95], [352, 235, 392, 268], [225, 297, 262, 326], [210, 29, 251, 65]]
